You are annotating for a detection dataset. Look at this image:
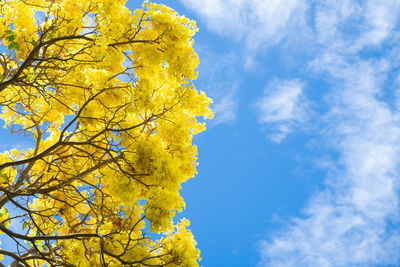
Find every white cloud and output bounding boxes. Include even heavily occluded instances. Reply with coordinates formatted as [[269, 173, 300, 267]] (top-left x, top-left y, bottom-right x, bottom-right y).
[[259, 0, 400, 265], [255, 80, 308, 143], [313, 1, 400, 53], [355, 2, 396, 48], [179, 0, 307, 52], [181, 0, 400, 264], [260, 57, 400, 266], [211, 86, 238, 125], [194, 49, 239, 125]]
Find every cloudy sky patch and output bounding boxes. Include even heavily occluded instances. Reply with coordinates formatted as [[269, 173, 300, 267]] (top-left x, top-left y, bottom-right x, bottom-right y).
[[176, 0, 400, 266], [255, 80, 309, 143]]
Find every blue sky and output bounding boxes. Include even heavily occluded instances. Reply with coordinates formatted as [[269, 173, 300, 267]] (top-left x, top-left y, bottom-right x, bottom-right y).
[[147, 0, 400, 266], [1, 0, 400, 266]]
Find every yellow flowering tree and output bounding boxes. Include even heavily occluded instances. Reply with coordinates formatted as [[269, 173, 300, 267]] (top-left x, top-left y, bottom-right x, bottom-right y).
[[0, 0, 211, 265]]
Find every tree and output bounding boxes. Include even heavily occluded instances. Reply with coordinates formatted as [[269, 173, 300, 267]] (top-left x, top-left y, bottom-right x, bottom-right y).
[[0, 0, 212, 265]]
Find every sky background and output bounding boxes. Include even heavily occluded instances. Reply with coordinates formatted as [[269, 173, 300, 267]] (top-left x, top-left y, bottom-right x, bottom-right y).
[[1, 0, 400, 266], [146, 0, 400, 266]]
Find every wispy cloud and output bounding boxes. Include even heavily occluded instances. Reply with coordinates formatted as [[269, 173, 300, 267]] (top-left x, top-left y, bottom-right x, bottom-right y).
[[179, 0, 308, 53], [195, 49, 239, 125], [183, 0, 400, 264], [255, 80, 308, 143], [211, 84, 238, 126], [313, 1, 400, 53], [261, 56, 400, 266], [259, 1, 400, 266]]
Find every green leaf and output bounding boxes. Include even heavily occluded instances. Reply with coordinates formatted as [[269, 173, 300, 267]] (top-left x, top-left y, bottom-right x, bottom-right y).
[[7, 41, 21, 51], [48, 30, 57, 38], [23, 221, 28, 230], [14, 42, 20, 51], [3, 220, 10, 228], [6, 35, 16, 42], [7, 44, 13, 50], [26, 72, 33, 82]]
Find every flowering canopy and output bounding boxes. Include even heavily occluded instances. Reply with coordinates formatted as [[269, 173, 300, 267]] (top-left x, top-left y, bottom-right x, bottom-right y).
[[0, 0, 211, 265]]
